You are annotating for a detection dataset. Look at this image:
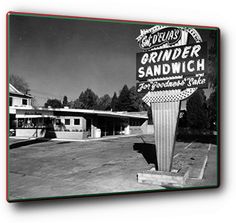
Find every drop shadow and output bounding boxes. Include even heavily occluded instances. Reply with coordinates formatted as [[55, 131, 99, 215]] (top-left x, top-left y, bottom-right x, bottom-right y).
[[10, 123, 58, 150], [56, 141, 71, 145], [133, 143, 157, 169], [9, 138, 51, 150]]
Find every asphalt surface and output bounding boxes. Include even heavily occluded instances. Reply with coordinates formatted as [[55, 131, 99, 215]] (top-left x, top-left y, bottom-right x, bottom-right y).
[[8, 135, 218, 201]]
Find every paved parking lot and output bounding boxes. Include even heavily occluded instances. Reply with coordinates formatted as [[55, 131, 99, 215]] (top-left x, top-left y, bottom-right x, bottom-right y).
[[8, 135, 218, 201]]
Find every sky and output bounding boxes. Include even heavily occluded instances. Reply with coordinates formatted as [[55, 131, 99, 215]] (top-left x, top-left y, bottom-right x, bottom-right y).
[[9, 14, 216, 107]]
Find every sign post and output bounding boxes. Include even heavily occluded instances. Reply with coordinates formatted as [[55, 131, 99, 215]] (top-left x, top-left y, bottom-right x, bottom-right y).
[[136, 25, 208, 185], [151, 101, 180, 172]]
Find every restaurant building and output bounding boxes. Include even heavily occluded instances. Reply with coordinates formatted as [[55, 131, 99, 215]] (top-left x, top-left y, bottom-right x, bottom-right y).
[[9, 84, 148, 140]]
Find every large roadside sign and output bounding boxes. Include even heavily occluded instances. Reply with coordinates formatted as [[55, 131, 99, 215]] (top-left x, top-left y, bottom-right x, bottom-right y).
[[136, 25, 208, 172]]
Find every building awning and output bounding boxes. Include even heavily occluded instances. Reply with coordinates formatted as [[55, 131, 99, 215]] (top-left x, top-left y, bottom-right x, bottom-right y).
[[16, 114, 56, 118], [14, 107, 148, 119]]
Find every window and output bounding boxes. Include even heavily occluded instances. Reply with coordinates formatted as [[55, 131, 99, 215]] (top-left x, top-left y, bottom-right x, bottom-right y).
[[22, 99, 27, 105], [10, 97, 12, 106], [74, 119, 80, 125], [65, 119, 70, 125]]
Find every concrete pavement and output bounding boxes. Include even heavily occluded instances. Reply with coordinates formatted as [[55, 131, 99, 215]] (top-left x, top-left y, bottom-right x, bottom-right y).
[[8, 135, 218, 201]]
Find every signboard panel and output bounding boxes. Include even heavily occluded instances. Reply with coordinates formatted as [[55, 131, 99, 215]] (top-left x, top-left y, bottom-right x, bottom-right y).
[[136, 74, 208, 93], [136, 42, 207, 82], [137, 27, 183, 50]]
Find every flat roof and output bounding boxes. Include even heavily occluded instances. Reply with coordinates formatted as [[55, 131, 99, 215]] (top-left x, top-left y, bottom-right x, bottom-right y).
[[15, 107, 148, 119]]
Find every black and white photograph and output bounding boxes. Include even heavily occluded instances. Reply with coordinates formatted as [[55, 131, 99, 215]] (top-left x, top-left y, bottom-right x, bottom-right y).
[[7, 12, 219, 202]]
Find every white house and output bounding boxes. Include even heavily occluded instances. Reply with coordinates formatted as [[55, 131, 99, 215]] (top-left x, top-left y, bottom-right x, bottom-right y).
[[9, 84, 33, 133]]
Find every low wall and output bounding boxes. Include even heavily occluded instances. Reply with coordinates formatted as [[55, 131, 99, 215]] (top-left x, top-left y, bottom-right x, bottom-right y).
[[130, 126, 143, 135], [129, 121, 149, 135], [16, 128, 46, 138], [15, 128, 88, 140], [47, 131, 88, 140]]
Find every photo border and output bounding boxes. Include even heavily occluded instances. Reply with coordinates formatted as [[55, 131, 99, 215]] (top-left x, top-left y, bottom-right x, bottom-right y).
[[6, 11, 221, 202]]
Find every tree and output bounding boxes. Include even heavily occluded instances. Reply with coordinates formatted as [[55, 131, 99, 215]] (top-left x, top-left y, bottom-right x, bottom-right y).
[[186, 89, 208, 129], [31, 97, 38, 108], [62, 96, 68, 107], [208, 30, 217, 90], [206, 30, 218, 130], [44, 99, 62, 108], [111, 92, 118, 111], [129, 86, 145, 111], [77, 89, 98, 109], [178, 110, 188, 128], [207, 91, 217, 130], [72, 98, 83, 109], [10, 74, 30, 94], [147, 106, 153, 124], [117, 85, 131, 111], [96, 94, 111, 110]]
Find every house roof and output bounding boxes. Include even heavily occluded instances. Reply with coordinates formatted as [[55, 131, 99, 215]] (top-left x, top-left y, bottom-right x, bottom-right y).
[[9, 84, 32, 98]]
